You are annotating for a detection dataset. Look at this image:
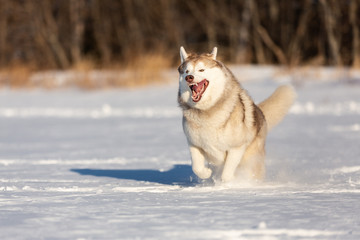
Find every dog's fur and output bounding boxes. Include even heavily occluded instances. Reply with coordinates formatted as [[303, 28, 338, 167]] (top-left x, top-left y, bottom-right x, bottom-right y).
[[177, 46, 296, 182]]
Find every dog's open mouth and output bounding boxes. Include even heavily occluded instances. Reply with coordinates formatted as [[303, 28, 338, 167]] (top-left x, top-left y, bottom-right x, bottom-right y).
[[189, 79, 209, 102]]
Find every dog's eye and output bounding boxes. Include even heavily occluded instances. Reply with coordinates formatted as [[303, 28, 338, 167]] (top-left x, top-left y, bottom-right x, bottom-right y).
[[199, 69, 205, 72], [186, 70, 189, 74]]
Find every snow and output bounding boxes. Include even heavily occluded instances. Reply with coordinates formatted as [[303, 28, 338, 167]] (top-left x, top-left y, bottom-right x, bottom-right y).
[[1, 66, 360, 239]]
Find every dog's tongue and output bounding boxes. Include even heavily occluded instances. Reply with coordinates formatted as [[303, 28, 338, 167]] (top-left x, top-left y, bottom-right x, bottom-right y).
[[190, 79, 209, 102], [192, 82, 204, 92]]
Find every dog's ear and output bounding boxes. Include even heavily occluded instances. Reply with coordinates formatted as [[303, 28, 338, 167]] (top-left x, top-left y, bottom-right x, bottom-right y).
[[211, 47, 217, 60], [180, 46, 188, 63]]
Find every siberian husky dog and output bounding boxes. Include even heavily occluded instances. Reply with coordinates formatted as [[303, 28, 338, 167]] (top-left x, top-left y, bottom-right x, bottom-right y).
[[178, 46, 296, 183]]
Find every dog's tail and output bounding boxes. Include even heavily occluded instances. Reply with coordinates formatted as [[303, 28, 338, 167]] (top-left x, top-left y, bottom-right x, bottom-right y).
[[258, 85, 296, 131]]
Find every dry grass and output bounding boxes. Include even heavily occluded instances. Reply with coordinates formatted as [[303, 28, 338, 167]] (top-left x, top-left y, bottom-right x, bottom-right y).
[[122, 53, 172, 87], [0, 64, 35, 88], [68, 53, 172, 89], [0, 53, 172, 89]]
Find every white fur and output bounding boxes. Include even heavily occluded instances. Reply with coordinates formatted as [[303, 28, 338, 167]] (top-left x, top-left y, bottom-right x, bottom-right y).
[[180, 46, 188, 63], [178, 61, 226, 111], [211, 47, 217, 60]]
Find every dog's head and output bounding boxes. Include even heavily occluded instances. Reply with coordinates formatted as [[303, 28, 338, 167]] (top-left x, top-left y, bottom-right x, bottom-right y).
[[178, 46, 227, 110]]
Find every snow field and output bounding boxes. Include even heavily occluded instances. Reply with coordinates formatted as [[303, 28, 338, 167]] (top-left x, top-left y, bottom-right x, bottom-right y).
[[0, 68, 360, 239]]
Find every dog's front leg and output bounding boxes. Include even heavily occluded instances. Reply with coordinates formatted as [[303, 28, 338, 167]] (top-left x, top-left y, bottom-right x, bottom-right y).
[[221, 146, 246, 182], [189, 146, 212, 179]]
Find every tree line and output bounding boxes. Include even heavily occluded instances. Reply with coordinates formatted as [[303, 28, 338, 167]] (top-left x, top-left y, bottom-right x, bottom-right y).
[[0, 0, 359, 69]]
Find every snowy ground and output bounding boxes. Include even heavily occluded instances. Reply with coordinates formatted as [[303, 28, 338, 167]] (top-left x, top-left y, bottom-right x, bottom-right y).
[[0, 66, 360, 239]]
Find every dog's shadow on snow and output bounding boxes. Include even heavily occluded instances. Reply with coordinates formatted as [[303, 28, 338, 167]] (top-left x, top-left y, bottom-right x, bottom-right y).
[[71, 164, 198, 186]]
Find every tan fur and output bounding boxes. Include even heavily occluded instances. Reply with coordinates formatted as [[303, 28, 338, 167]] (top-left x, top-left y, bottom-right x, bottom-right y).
[[258, 85, 297, 131], [178, 47, 296, 182]]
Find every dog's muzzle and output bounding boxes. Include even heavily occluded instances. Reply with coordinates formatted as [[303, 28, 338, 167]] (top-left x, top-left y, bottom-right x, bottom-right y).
[[189, 79, 209, 102]]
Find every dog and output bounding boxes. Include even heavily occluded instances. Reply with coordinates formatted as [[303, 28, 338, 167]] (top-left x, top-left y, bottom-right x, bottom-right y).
[[177, 46, 296, 182]]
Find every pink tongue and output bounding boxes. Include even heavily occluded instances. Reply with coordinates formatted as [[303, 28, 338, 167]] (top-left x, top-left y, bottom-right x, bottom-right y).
[[192, 82, 204, 92]]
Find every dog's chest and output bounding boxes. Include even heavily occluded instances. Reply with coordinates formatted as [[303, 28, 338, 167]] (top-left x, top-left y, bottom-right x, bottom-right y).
[[184, 117, 239, 153], [182, 94, 250, 153]]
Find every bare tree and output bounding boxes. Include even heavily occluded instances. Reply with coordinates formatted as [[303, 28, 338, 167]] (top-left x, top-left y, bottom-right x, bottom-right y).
[[70, 0, 85, 65], [0, 0, 359, 69], [29, 1, 70, 68], [319, 0, 342, 65], [287, 0, 312, 66], [236, 0, 251, 63], [251, 0, 287, 65], [91, 0, 112, 64], [249, 0, 266, 64], [350, 0, 360, 68], [0, 0, 9, 66]]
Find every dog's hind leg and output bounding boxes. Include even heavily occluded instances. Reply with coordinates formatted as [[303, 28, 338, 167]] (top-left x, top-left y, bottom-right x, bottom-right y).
[[238, 137, 266, 181], [221, 145, 247, 182]]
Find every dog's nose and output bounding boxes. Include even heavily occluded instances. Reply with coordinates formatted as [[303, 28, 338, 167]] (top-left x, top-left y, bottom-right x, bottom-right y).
[[185, 75, 194, 83]]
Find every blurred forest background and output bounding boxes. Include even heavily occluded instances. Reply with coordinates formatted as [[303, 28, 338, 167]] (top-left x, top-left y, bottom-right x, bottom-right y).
[[0, 0, 360, 87]]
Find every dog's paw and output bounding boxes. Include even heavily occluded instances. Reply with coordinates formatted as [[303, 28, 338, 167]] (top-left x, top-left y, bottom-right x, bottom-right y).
[[193, 167, 212, 179], [221, 173, 234, 183]]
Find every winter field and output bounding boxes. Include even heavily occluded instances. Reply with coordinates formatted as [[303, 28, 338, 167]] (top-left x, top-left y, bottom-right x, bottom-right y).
[[0, 66, 360, 239]]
